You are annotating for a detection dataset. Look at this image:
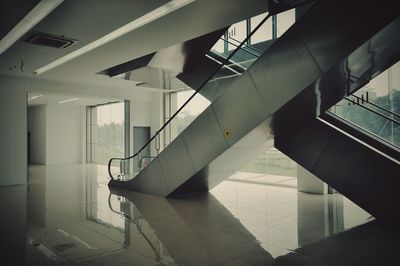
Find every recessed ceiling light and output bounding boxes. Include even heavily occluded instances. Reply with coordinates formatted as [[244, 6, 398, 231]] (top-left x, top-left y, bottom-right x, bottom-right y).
[[28, 94, 43, 101], [58, 97, 79, 104], [0, 0, 64, 55], [34, 0, 195, 75]]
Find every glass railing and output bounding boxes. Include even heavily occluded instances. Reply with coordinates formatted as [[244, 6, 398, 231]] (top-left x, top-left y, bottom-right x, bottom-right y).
[[209, 34, 263, 71], [328, 94, 400, 148], [108, 13, 272, 181]]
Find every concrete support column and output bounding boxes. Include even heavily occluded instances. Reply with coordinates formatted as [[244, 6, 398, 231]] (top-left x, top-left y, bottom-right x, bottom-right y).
[[297, 165, 327, 194]]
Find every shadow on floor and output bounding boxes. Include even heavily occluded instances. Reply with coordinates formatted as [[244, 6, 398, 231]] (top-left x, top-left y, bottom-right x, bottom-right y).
[[276, 220, 400, 266]]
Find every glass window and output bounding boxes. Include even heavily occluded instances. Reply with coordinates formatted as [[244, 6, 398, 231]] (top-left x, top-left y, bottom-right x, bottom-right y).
[[277, 8, 295, 37], [356, 69, 389, 101], [227, 20, 247, 51], [91, 102, 125, 164], [251, 12, 272, 44], [391, 61, 400, 91], [354, 65, 399, 117], [211, 38, 224, 54], [174, 91, 210, 137], [329, 62, 400, 147], [235, 148, 298, 187]]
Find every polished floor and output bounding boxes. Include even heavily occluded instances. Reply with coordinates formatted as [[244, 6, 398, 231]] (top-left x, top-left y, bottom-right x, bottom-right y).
[[228, 171, 297, 188], [0, 164, 399, 265]]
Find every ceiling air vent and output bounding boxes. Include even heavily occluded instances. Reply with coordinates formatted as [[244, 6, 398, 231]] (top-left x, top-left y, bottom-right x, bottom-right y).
[[24, 32, 77, 49]]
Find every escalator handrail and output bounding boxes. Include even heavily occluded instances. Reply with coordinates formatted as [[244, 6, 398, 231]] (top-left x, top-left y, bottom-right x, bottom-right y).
[[108, 13, 272, 180]]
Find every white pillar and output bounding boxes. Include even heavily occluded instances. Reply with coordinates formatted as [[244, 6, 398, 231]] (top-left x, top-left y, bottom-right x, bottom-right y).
[[297, 165, 327, 194]]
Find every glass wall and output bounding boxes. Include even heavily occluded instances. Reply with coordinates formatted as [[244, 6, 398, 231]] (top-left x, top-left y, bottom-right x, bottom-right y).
[[250, 13, 273, 44], [227, 20, 248, 50], [277, 8, 296, 37], [232, 148, 298, 188], [173, 90, 210, 139], [89, 102, 125, 164], [211, 8, 296, 56], [329, 61, 400, 147]]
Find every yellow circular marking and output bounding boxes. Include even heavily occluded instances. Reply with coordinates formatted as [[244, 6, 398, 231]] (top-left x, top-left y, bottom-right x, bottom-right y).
[[224, 129, 231, 139]]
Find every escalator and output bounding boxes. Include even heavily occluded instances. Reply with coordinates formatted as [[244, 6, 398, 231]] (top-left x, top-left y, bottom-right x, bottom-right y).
[[108, 11, 275, 192], [274, 81, 400, 221], [270, 12, 400, 221], [275, 112, 400, 221], [177, 26, 265, 102], [109, 0, 400, 221]]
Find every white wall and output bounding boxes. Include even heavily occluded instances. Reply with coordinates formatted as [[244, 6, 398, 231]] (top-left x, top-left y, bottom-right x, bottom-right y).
[[0, 75, 155, 185], [132, 100, 152, 127], [0, 87, 27, 186], [131, 94, 164, 157], [46, 104, 84, 165], [27, 106, 46, 164], [150, 92, 164, 156]]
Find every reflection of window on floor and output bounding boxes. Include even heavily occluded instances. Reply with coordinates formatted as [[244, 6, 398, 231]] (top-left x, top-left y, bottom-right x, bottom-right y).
[[87, 102, 125, 164], [231, 148, 297, 188]]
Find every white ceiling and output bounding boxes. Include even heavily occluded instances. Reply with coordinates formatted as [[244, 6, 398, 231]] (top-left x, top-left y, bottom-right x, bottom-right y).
[[0, 0, 40, 39], [1, 0, 267, 92], [0, 0, 169, 77]]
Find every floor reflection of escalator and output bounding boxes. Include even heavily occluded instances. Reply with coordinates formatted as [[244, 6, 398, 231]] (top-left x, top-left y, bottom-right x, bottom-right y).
[[109, 181, 377, 263], [107, 193, 175, 265], [3, 164, 399, 264], [109, 187, 275, 265], [83, 168, 176, 265]]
